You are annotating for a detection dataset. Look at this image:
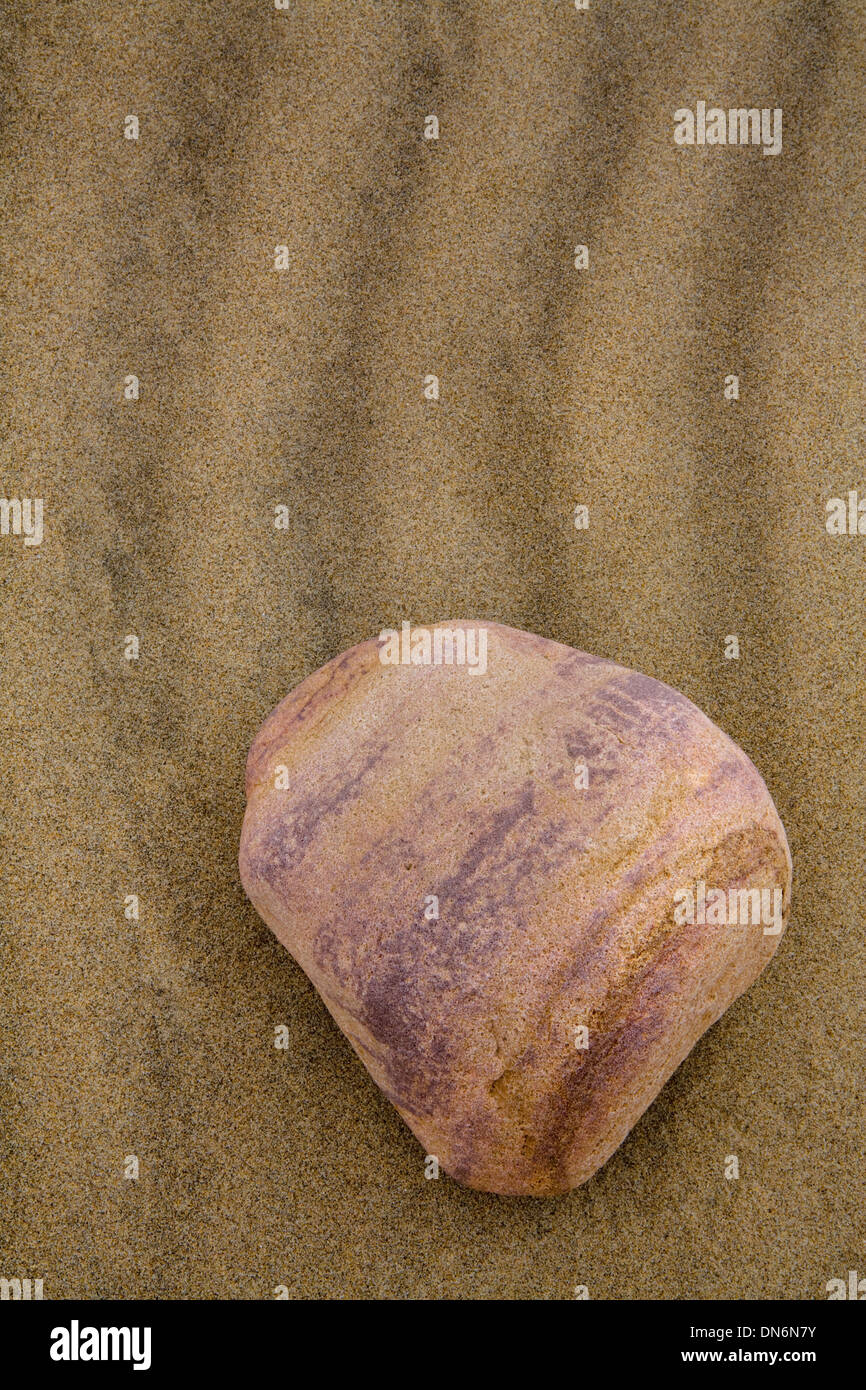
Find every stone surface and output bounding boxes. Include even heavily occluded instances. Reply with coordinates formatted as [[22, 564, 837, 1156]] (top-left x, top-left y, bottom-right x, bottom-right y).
[[239, 621, 792, 1196]]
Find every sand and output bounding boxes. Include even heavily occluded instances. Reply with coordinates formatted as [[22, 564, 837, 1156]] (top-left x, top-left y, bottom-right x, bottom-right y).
[[0, 0, 863, 1299]]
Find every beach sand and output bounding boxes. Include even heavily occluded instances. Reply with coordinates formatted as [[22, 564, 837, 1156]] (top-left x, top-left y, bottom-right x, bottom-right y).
[[0, 0, 863, 1298]]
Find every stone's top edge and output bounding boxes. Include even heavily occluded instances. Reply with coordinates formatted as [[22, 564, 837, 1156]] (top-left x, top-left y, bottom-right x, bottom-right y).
[[244, 636, 381, 797], [242, 624, 783, 854]]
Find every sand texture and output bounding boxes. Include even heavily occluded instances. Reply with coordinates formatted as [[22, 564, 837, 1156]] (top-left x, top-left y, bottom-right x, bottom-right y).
[[1, 0, 864, 1297]]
